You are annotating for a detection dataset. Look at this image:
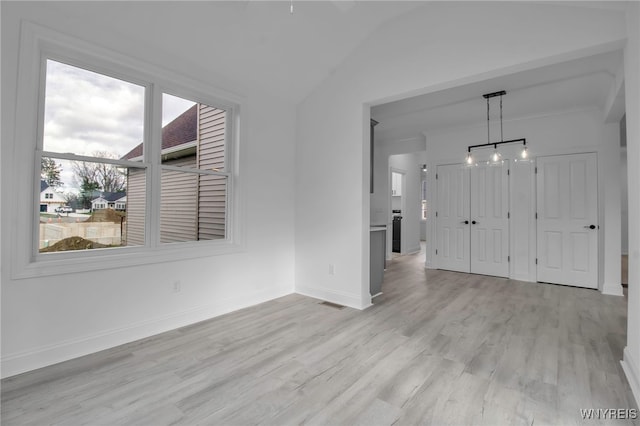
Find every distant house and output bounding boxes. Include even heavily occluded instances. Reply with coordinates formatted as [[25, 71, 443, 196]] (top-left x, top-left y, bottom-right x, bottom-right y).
[[114, 196, 126, 211], [91, 192, 126, 211], [39, 180, 65, 213], [121, 103, 226, 244]]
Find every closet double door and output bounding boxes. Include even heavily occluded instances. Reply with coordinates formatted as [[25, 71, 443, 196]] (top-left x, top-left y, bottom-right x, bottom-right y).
[[436, 162, 510, 278]]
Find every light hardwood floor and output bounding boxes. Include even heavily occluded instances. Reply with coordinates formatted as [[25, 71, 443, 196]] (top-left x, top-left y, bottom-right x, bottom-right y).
[[2, 251, 637, 425]]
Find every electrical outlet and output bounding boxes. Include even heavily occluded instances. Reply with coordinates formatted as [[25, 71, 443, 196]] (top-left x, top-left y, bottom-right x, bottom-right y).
[[328, 264, 335, 275], [172, 280, 181, 293]]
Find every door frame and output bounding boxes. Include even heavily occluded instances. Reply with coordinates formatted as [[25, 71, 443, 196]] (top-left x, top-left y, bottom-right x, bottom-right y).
[[388, 167, 406, 258], [535, 152, 599, 289], [434, 162, 511, 277], [469, 160, 510, 278], [434, 163, 471, 273]]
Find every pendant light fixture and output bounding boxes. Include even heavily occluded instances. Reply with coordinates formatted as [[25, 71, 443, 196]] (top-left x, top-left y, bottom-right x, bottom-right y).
[[466, 90, 527, 164]]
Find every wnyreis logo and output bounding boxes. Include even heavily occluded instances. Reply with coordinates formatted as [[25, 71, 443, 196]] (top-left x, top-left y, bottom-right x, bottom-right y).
[[580, 409, 638, 420]]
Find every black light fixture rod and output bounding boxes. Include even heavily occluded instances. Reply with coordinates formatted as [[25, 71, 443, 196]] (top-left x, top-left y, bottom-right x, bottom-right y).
[[482, 90, 507, 99], [486, 97, 490, 144], [500, 94, 503, 142], [467, 138, 526, 152]]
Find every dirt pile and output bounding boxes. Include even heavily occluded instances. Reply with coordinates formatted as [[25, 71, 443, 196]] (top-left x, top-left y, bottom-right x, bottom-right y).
[[85, 208, 124, 223], [40, 236, 110, 253]]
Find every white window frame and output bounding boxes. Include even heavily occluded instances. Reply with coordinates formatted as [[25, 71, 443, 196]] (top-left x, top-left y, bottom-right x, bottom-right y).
[[10, 22, 246, 279]]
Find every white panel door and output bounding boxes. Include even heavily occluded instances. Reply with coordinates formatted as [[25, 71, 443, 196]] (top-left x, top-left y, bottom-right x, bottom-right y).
[[470, 162, 510, 278], [436, 164, 470, 273], [536, 153, 598, 288]]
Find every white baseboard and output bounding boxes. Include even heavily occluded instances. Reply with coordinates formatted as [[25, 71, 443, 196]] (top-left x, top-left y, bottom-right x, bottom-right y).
[[602, 282, 625, 296], [1, 286, 292, 379], [622, 346, 640, 408], [295, 284, 366, 310], [406, 246, 421, 255]]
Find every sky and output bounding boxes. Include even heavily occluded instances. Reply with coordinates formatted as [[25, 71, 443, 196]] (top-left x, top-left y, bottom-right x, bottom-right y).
[[43, 59, 195, 192]]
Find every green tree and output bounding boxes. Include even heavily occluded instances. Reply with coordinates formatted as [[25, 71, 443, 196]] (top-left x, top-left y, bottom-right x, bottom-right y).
[[41, 157, 63, 188], [79, 178, 100, 209]]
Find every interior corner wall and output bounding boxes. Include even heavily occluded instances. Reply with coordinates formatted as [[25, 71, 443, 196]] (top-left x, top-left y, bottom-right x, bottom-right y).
[[602, 122, 623, 296], [622, 1, 640, 409], [1, 3, 296, 377], [294, 2, 626, 309]]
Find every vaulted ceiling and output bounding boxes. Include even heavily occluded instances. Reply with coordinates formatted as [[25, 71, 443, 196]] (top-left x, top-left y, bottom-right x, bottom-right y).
[[42, 1, 627, 123], [46, 1, 425, 104]]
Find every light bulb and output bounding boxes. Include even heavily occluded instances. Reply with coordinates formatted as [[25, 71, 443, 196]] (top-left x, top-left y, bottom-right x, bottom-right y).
[[492, 149, 501, 162], [466, 153, 473, 165], [521, 146, 528, 159]]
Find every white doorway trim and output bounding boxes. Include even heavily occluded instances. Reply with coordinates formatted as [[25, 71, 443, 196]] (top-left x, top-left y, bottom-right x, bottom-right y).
[[388, 167, 407, 259], [536, 152, 599, 289]]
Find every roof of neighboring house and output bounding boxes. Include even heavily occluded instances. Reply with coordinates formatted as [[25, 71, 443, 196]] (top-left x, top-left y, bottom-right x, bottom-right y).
[[92, 192, 126, 203], [41, 180, 49, 192], [121, 104, 197, 160]]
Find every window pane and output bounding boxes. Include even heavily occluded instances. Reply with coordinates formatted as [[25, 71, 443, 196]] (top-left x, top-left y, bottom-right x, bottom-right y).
[[39, 157, 146, 252], [161, 169, 227, 243], [44, 60, 145, 161], [161, 93, 226, 172]]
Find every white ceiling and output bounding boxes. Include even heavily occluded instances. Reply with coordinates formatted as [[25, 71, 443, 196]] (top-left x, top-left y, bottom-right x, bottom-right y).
[[48, 1, 425, 104], [43, 1, 627, 114], [371, 49, 625, 143]]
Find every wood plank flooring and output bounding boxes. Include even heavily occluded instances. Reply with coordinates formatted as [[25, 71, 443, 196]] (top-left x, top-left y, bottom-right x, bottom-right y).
[[2, 251, 637, 425]]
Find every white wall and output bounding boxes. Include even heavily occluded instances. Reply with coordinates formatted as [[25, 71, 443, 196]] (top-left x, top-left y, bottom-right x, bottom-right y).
[[1, 3, 296, 377], [622, 1, 640, 409], [423, 108, 622, 294], [295, 2, 627, 309]]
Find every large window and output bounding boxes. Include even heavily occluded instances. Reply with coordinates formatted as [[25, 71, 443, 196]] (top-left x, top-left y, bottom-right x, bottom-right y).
[[9, 24, 242, 277], [35, 57, 232, 256]]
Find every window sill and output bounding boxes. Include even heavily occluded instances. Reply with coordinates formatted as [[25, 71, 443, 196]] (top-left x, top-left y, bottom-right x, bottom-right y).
[[12, 240, 246, 280]]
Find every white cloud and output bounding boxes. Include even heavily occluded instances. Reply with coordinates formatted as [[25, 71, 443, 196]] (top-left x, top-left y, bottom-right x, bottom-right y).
[[44, 59, 145, 158], [42, 60, 197, 193], [163, 93, 196, 126]]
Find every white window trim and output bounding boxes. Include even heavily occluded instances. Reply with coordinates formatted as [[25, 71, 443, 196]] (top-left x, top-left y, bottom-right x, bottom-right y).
[[10, 21, 247, 279]]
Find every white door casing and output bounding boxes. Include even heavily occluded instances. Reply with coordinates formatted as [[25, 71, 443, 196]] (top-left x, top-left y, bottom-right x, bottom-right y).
[[536, 153, 598, 289], [470, 162, 510, 278], [436, 164, 470, 273]]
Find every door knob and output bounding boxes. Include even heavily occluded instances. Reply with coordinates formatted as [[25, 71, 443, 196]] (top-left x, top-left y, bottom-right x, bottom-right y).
[[584, 224, 596, 230], [461, 220, 469, 224], [472, 220, 478, 225]]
